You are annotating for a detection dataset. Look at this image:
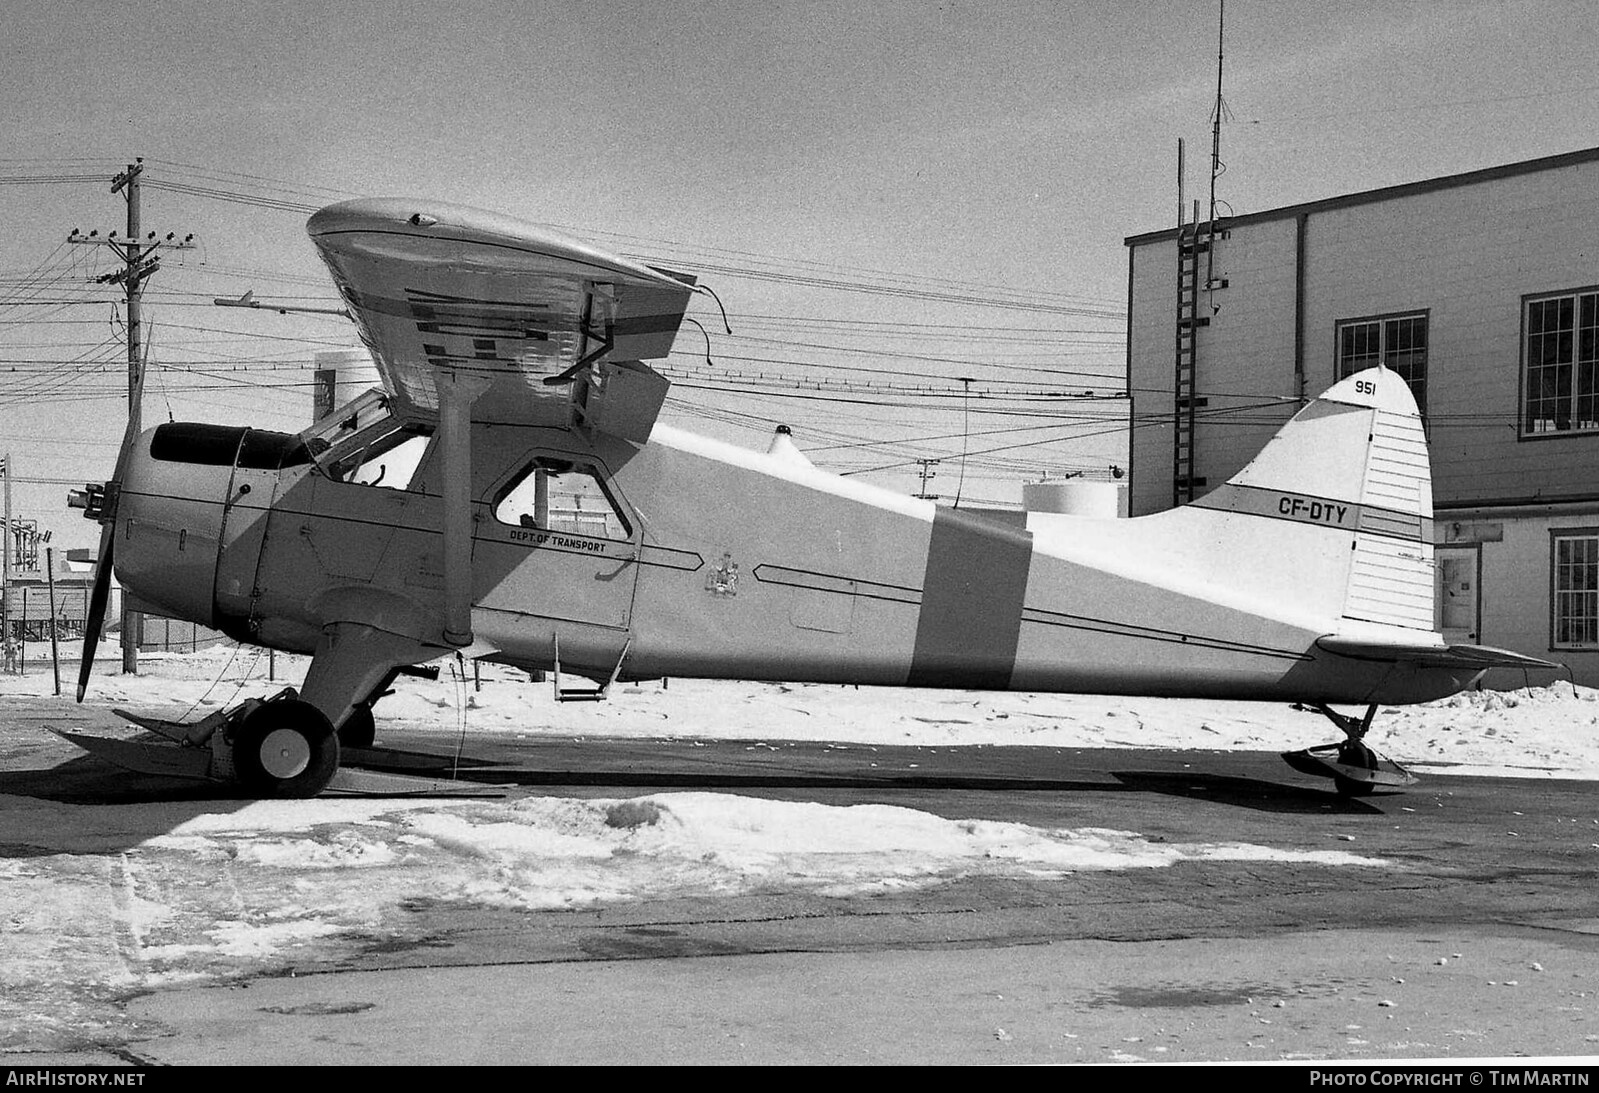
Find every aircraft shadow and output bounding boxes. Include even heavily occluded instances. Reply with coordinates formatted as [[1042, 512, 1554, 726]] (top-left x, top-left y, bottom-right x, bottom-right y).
[[1110, 770, 1386, 815], [349, 758, 1120, 794], [0, 755, 253, 805], [345, 744, 1378, 811], [0, 757, 259, 859]]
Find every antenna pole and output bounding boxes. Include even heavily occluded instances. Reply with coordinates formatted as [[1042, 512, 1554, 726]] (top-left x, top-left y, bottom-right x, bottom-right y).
[[1177, 137, 1185, 229], [1207, 0, 1226, 290]]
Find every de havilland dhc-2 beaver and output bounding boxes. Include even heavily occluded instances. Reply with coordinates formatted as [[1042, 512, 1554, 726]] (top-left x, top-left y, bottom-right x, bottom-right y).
[[59, 197, 1557, 798]]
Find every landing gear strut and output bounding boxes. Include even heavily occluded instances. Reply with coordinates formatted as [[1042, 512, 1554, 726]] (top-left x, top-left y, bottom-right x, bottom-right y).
[[1281, 703, 1418, 796], [334, 663, 440, 749], [337, 705, 377, 749]]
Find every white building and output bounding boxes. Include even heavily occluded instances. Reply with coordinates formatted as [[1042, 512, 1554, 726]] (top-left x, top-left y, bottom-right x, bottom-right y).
[[312, 348, 382, 422], [1124, 146, 1599, 686]]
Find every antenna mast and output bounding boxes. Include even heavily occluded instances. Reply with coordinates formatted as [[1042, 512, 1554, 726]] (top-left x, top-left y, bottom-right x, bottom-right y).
[[1206, 0, 1227, 293]]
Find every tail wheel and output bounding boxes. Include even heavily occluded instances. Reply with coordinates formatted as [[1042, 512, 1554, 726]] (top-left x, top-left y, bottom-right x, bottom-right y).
[[231, 699, 339, 798], [1334, 739, 1379, 798]]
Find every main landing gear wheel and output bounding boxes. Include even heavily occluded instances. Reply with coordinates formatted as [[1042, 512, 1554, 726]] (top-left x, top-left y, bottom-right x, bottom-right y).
[[231, 698, 339, 798]]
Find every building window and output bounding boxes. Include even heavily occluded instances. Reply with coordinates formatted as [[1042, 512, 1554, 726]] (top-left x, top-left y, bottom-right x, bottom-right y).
[[1552, 530, 1599, 649], [1523, 290, 1599, 436], [1337, 313, 1427, 413]]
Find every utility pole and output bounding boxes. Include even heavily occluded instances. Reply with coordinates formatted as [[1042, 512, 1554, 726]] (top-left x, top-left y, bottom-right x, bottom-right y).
[[46, 546, 60, 697], [914, 458, 941, 500], [114, 162, 144, 676], [70, 159, 194, 675]]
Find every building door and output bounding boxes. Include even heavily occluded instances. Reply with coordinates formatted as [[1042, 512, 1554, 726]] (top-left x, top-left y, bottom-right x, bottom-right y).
[[1435, 545, 1479, 645]]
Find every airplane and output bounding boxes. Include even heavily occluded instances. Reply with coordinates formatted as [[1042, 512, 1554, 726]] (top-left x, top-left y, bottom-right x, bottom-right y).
[[61, 197, 1559, 799]]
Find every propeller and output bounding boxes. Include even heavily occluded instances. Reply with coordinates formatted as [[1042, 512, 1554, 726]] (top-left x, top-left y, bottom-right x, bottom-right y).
[[74, 370, 146, 702], [75, 501, 118, 702]]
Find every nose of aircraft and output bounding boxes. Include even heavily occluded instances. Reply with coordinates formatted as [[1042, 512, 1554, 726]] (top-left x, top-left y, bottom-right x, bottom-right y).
[[109, 424, 242, 629]]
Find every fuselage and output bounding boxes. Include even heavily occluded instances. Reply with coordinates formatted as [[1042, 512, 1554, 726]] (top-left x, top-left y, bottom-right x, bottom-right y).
[[109, 401, 1481, 708]]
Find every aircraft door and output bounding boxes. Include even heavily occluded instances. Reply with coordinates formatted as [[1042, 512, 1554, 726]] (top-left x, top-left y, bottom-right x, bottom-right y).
[[473, 453, 639, 631]]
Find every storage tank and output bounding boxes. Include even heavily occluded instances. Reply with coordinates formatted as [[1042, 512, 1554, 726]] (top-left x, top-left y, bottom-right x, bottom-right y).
[[1023, 480, 1127, 519]]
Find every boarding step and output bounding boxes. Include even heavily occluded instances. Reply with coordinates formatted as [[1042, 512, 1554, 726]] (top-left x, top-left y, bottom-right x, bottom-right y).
[[552, 635, 631, 703]]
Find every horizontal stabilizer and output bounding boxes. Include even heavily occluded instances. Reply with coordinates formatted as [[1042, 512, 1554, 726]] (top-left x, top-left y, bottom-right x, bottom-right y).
[[1317, 637, 1562, 672]]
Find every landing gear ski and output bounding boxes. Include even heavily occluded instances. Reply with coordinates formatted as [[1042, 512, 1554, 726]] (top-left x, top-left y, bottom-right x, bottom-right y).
[[56, 685, 490, 798], [1282, 703, 1418, 796]]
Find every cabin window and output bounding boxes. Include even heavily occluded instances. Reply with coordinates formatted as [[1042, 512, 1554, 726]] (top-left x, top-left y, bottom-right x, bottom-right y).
[[1523, 289, 1599, 436], [1336, 312, 1428, 414], [492, 457, 632, 541], [1551, 530, 1599, 649], [325, 426, 432, 490]]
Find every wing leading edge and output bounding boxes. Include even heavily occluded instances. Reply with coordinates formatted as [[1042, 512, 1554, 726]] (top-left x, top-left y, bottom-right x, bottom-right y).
[[307, 198, 695, 437]]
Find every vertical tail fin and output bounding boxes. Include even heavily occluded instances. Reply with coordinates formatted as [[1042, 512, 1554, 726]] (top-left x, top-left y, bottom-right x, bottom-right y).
[[1191, 366, 1436, 636]]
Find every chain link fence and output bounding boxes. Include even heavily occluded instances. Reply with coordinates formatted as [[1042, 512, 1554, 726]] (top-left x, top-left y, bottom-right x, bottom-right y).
[[2, 585, 227, 672]]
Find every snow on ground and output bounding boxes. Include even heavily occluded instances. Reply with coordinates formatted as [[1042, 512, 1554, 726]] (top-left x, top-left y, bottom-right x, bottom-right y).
[[13, 641, 1598, 777], [0, 643, 1594, 1051]]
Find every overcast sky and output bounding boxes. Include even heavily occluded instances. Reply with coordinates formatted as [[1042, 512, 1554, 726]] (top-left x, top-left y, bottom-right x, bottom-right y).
[[4, 0, 1598, 552]]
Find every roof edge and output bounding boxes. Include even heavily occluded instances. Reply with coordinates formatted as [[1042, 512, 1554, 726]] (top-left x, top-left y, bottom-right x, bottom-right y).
[[1124, 145, 1599, 247]]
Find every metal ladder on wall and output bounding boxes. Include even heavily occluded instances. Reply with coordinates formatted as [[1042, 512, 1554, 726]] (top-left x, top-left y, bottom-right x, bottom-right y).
[[1172, 220, 1209, 507]]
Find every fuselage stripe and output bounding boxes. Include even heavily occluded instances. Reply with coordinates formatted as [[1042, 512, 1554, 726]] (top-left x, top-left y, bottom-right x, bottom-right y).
[[1191, 483, 1433, 543], [907, 508, 1033, 689]]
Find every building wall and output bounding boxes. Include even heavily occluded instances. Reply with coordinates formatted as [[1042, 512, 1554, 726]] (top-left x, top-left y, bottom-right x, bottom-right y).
[[1299, 159, 1599, 507], [1125, 150, 1599, 685], [1130, 154, 1599, 515], [1126, 237, 1176, 515], [1128, 218, 1301, 514]]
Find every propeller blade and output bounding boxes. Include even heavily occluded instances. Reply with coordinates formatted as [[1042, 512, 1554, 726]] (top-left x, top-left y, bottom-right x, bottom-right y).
[[76, 361, 146, 702], [75, 521, 115, 702]]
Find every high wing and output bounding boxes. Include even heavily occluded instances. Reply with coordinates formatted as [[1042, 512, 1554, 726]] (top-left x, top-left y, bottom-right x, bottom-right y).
[[307, 198, 696, 441]]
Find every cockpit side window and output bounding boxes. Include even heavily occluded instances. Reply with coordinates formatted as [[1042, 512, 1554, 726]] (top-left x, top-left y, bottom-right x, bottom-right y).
[[300, 390, 434, 491], [324, 425, 433, 490], [492, 456, 632, 541]]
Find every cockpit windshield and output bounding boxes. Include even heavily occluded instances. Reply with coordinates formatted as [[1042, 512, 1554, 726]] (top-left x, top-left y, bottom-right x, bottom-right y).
[[301, 388, 435, 490], [301, 388, 394, 454]]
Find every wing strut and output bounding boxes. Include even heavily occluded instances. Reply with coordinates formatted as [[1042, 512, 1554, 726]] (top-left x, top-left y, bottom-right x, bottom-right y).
[[434, 368, 492, 646]]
